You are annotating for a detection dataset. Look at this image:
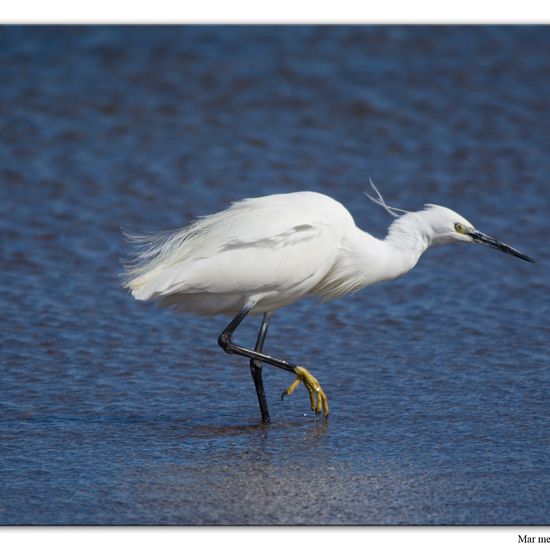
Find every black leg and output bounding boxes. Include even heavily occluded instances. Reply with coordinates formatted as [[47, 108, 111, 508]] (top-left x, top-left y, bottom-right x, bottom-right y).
[[250, 313, 271, 423], [218, 305, 296, 374], [218, 303, 329, 419]]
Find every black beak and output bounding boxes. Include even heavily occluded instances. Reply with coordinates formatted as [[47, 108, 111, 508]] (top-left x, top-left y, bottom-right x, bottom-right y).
[[468, 230, 535, 263]]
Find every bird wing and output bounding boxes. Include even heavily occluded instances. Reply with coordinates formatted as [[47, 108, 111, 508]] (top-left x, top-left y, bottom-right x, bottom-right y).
[[126, 192, 354, 301]]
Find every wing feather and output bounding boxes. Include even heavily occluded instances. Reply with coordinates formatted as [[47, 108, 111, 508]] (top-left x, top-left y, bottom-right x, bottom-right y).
[[123, 192, 353, 303]]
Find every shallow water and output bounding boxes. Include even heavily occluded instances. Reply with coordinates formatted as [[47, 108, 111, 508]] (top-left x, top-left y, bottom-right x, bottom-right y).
[[0, 25, 548, 525]]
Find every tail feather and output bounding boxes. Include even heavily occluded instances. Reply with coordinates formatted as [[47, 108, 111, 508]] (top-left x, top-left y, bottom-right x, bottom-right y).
[[122, 222, 205, 297]]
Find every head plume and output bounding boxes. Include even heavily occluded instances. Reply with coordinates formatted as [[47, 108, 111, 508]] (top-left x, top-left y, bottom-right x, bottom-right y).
[[364, 179, 410, 218]]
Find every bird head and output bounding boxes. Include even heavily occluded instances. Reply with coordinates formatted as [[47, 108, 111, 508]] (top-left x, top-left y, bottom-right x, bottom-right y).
[[423, 204, 535, 263], [365, 180, 535, 263]]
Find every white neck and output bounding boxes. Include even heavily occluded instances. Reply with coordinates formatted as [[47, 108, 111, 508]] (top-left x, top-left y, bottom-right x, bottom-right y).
[[314, 214, 434, 300], [385, 211, 433, 255]]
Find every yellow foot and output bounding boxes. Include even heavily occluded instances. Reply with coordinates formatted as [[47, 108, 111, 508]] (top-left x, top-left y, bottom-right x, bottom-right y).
[[281, 366, 329, 418]]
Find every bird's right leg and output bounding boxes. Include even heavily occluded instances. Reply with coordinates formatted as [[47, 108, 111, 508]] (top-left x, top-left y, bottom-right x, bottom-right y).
[[250, 312, 271, 424], [218, 304, 329, 418]]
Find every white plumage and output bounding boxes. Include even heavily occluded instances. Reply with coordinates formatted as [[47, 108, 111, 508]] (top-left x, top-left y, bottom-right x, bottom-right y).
[[123, 186, 533, 316], [125, 192, 354, 314]]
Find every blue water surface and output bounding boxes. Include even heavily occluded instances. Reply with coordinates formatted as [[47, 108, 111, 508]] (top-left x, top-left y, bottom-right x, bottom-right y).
[[0, 25, 549, 525]]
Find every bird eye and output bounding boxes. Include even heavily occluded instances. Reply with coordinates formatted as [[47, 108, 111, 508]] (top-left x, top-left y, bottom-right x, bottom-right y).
[[454, 223, 465, 234]]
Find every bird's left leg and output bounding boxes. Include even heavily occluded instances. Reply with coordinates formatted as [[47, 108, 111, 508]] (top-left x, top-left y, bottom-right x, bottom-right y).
[[218, 303, 329, 418], [281, 367, 329, 418]]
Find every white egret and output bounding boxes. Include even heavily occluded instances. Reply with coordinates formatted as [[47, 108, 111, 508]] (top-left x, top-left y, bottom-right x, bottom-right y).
[[123, 182, 534, 422]]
